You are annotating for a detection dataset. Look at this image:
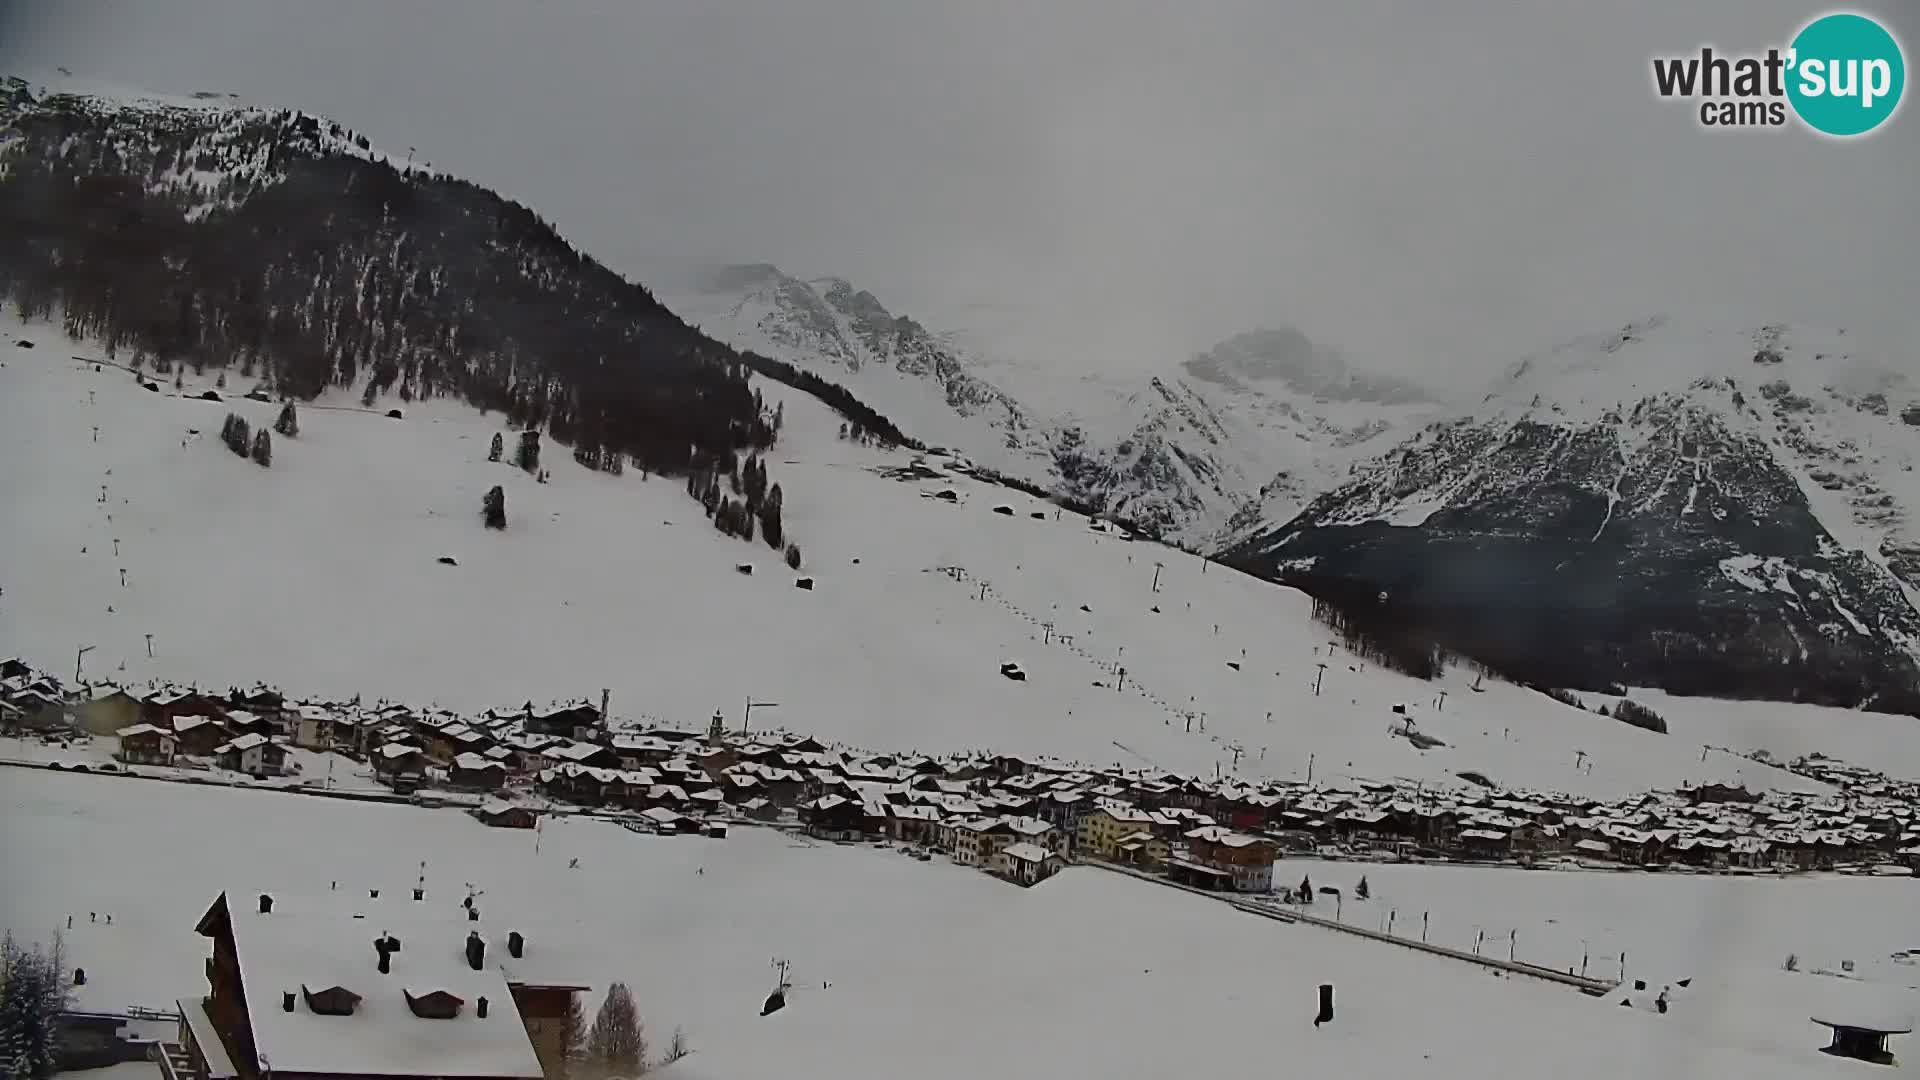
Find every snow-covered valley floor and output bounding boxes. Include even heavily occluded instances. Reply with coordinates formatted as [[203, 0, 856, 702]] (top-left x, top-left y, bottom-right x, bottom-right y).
[[4, 313, 1914, 801], [5, 768, 1915, 1079]]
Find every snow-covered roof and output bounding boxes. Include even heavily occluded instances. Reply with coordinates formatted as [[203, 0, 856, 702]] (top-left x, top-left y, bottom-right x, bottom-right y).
[[1001, 842, 1053, 864], [221, 731, 271, 752], [116, 723, 169, 738], [217, 896, 545, 1078]]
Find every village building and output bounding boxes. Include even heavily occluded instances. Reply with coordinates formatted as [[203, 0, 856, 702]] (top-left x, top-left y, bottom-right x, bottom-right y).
[[214, 732, 287, 776], [116, 723, 177, 765], [172, 714, 229, 758], [181, 890, 585, 1080], [1181, 827, 1278, 893], [471, 802, 540, 830], [450, 752, 509, 791], [1078, 804, 1160, 859], [994, 842, 1065, 886]]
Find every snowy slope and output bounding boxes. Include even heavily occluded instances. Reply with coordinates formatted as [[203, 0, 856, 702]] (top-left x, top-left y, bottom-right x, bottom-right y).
[[0, 311, 1879, 801], [653, 263, 1435, 543], [6, 769, 1915, 1080], [1226, 317, 1920, 710]]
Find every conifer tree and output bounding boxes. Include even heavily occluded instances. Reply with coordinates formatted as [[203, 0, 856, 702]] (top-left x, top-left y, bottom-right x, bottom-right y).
[[275, 402, 299, 438], [251, 428, 272, 467], [785, 542, 802, 570], [483, 485, 506, 529], [584, 982, 646, 1073], [489, 432, 504, 463], [517, 430, 542, 474]]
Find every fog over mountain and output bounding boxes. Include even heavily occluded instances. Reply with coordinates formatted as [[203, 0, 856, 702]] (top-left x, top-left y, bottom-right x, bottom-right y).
[[4, 0, 1915, 386]]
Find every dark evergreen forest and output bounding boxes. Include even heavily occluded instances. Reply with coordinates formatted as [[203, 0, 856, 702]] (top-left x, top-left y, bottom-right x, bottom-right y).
[[0, 82, 910, 483]]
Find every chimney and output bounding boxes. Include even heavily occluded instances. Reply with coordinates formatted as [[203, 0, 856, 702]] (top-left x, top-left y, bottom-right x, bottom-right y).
[[465, 931, 485, 972], [476, 996, 489, 1019], [282, 991, 296, 1013], [258, 894, 274, 914], [507, 932, 524, 959]]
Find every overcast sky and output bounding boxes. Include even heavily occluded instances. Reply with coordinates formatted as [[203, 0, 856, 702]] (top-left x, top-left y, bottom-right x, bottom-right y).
[[3, 1, 1915, 381]]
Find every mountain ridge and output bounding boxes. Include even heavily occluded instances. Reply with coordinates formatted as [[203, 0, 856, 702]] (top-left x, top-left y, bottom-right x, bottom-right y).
[[1221, 316, 1920, 712]]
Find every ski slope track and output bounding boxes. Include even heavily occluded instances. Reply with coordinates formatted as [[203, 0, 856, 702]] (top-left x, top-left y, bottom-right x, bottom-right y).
[[1227, 318, 1920, 713], [8, 311, 1920, 797]]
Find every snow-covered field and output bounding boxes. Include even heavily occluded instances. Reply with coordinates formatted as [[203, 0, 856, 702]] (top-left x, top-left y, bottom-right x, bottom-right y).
[[5, 769, 1914, 1079], [2, 314, 1892, 800]]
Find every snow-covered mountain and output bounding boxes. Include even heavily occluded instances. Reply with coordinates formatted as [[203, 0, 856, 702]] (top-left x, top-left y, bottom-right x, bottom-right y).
[[653, 264, 1437, 542], [1223, 317, 1920, 711]]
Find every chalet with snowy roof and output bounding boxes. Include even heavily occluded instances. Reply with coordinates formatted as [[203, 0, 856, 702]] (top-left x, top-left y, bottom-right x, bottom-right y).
[[182, 890, 587, 1080], [375, 742, 428, 784], [951, 817, 1018, 866], [1181, 827, 1277, 893], [525, 702, 601, 740], [214, 732, 287, 776], [994, 842, 1064, 886], [143, 689, 227, 728], [116, 723, 177, 765], [471, 802, 540, 830], [451, 753, 508, 791], [173, 714, 230, 758], [800, 794, 872, 839]]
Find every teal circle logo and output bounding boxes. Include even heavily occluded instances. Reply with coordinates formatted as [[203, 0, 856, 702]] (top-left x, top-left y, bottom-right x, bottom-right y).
[[1787, 12, 1905, 136]]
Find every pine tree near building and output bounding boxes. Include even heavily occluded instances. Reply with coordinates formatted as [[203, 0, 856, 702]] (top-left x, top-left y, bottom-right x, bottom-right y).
[[274, 401, 299, 438], [250, 428, 272, 467], [0, 931, 70, 1080], [585, 982, 647, 1075], [482, 485, 506, 529], [558, 992, 587, 1079]]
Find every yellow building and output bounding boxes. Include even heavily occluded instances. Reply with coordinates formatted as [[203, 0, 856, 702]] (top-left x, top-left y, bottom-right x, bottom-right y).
[[1078, 805, 1161, 859]]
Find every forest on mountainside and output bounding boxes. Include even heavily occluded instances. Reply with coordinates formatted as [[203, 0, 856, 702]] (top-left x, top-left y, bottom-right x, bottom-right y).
[[0, 83, 910, 478]]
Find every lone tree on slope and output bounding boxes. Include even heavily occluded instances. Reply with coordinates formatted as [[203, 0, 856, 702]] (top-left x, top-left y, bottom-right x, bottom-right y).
[[1355, 875, 1370, 900], [483, 485, 506, 530], [274, 402, 299, 438], [250, 428, 272, 467], [585, 982, 647, 1075]]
